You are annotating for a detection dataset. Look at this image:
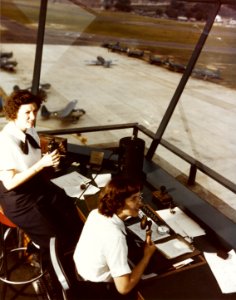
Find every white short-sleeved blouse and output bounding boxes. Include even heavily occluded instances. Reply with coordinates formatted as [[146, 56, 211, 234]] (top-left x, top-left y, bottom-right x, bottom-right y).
[[73, 209, 131, 282], [0, 121, 41, 174]]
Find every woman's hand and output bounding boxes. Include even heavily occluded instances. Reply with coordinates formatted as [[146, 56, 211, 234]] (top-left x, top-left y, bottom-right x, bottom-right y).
[[40, 149, 61, 168], [143, 233, 156, 259]]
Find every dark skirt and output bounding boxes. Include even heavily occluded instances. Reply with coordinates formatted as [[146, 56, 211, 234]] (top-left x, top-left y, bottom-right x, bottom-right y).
[[74, 281, 138, 300], [0, 172, 83, 254]]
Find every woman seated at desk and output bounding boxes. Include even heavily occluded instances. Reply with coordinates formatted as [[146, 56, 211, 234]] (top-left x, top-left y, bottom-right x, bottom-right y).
[[73, 177, 156, 300], [0, 89, 83, 267]]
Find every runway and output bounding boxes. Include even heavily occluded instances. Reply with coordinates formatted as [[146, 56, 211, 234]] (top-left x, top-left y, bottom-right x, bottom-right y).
[[0, 44, 236, 221]]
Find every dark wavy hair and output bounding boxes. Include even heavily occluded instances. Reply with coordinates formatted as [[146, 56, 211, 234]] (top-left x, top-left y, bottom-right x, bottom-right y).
[[98, 176, 141, 217], [4, 89, 46, 120]]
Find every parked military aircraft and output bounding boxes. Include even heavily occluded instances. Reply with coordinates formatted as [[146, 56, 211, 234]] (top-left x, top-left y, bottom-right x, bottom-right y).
[[192, 68, 221, 81], [0, 51, 17, 72], [0, 51, 13, 59], [127, 48, 144, 58], [164, 58, 186, 73], [102, 42, 128, 53], [149, 54, 164, 66], [85, 56, 116, 68], [41, 100, 86, 123]]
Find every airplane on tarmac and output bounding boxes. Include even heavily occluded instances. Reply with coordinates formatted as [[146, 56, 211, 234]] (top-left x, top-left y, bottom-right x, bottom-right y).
[[41, 100, 86, 123], [149, 54, 164, 66], [85, 56, 116, 68], [164, 58, 186, 73], [0, 52, 13, 59], [127, 48, 144, 58], [0, 51, 17, 72], [192, 68, 221, 81], [102, 42, 128, 53]]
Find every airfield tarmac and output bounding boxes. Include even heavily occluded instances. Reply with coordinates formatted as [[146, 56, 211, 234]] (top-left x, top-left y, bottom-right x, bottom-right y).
[[0, 44, 236, 222]]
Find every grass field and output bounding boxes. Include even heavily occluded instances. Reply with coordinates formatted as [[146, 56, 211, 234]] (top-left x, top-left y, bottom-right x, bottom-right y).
[[1, 0, 236, 89]]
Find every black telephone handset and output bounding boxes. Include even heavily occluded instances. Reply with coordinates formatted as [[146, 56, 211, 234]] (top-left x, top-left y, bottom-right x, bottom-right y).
[[140, 204, 171, 236], [140, 215, 152, 238], [140, 215, 152, 230], [47, 138, 61, 171]]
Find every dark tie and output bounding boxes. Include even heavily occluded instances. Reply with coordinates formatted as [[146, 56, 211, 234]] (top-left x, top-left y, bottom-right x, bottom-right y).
[[20, 133, 41, 154]]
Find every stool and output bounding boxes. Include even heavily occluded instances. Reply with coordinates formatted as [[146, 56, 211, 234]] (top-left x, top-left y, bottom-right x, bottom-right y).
[[0, 207, 45, 298]]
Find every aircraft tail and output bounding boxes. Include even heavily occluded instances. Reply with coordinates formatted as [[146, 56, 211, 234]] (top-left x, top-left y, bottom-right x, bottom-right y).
[[41, 105, 51, 118], [58, 100, 78, 118], [97, 56, 105, 65]]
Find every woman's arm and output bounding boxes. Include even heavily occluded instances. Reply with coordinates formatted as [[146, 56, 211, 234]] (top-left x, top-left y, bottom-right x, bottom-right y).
[[113, 235, 156, 295], [0, 150, 60, 190]]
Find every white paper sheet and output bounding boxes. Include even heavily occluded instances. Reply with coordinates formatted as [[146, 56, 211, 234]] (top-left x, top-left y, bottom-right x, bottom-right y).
[[92, 173, 112, 187], [156, 207, 205, 238], [204, 250, 236, 294], [64, 184, 100, 199]]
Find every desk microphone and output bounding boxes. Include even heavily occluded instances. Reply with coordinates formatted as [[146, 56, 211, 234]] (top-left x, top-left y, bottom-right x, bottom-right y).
[[80, 183, 87, 190]]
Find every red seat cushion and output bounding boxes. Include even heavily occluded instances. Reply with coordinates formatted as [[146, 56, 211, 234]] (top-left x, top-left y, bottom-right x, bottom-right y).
[[0, 208, 16, 228]]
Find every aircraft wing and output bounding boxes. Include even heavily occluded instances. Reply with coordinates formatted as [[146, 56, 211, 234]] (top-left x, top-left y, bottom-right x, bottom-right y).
[[85, 60, 102, 66], [57, 100, 78, 118]]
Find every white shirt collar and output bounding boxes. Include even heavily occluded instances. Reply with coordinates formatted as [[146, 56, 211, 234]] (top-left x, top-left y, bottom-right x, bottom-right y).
[[3, 121, 36, 143], [4, 121, 26, 142], [111, 213, 127, 235]]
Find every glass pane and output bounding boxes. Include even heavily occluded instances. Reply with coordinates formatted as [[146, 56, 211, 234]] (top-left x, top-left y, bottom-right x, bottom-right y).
[[1, 0, 235, 218]]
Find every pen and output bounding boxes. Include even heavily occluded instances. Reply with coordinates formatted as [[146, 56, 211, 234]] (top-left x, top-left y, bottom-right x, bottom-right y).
[[174, 262, 189, 269], [173, 258, 193, 269]]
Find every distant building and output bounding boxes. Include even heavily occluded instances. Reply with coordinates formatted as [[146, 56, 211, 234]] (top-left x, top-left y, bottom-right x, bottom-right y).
[[177, 16, 188, 22]]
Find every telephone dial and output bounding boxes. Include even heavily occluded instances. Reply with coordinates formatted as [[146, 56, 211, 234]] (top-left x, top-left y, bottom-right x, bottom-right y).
[[140, 204, 171, 236]]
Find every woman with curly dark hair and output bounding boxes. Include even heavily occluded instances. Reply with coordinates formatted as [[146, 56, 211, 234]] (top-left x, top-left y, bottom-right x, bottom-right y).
[[73, 176, 156, 300], [0, 89, 83, 267]]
